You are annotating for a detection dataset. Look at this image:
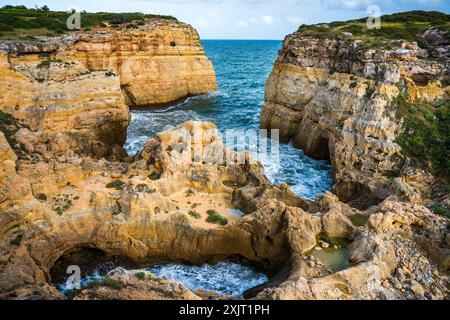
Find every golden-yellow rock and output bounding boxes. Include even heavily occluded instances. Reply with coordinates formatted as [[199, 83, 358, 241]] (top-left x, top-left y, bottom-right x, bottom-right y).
[[0, 19, 217, 157], [261, 33, 448, 208]]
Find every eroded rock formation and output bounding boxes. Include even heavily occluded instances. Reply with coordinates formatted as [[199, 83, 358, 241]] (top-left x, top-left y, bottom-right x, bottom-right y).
[[0, 121, 448, 300], [0, 16, 448, 301], [0, 19, 217, 157], [261, 28, 449, 208]]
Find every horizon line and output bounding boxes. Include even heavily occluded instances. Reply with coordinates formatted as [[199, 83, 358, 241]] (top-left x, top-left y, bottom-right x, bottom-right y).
[[201, 39, 283, 41]]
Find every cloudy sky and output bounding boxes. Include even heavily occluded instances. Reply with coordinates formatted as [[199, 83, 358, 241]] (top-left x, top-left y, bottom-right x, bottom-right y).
[[2, 0, 449, 39]]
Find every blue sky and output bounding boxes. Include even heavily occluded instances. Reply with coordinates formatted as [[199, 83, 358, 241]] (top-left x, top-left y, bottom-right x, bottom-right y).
[[1, 0, 449, 39]]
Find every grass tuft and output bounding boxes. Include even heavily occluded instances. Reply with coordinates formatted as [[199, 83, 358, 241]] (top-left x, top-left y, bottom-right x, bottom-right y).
[[394, 94, 449, 180], [188, 210, 201, 219], [105, 180, 125, 190], [206, 210, 228, 226], [135, 272, 146, 280], [87, 277, 125, 290]]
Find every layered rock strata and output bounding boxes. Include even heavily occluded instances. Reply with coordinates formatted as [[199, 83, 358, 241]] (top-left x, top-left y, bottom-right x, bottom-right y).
[[0, 19, 217, 157], [0, 121, 448, 300], [261, 28, 449, 208]]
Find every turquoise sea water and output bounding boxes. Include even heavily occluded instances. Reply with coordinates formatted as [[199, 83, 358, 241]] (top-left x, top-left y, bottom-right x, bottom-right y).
[[125, 40, 332, 200], [57, 42, 333, 296]]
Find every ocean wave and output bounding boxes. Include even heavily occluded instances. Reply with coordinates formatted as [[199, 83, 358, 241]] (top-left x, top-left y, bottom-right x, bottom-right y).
[[124, 40, 332, 200]]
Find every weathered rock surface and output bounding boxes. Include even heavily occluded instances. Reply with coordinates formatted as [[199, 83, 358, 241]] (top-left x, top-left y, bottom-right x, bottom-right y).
[[0, 121, 448, 300], [261, 29, 449, 208], [0, 19, 217, 157], [73, 268, 202, 300]]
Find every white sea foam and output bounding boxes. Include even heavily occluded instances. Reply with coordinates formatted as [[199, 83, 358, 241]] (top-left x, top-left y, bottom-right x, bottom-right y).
[[124, 40, 332, 200], [148, 261, 268, 297]]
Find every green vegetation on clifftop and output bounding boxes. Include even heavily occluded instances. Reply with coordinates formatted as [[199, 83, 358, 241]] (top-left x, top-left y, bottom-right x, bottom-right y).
[[297, 11, 450, 49], [395, 94, 449, 181], [0, 110, 19, 147], [0, 5, 177, 40]]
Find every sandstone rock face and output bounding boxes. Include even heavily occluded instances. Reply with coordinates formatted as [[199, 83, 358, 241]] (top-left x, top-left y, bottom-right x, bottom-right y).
[[261, 31, 449, 208], [0, 19, 217, 157], [0, 121, 295, 296], [0, 121, 448, 300], [0, 132, 31, 204]]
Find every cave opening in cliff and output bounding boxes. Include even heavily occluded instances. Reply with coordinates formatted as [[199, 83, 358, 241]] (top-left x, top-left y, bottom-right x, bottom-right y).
[[336, 181, 385, 210], [49, 247, 138, 290], [146, 255, 270, 298], [312, 136, 331, 161], [49, 248, 271, 298]]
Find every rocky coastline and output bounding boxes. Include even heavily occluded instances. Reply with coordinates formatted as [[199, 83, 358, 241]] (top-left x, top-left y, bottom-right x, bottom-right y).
[[0, 18, 217, 158], [261, 26, 449, 210], [0, 14, 449, 301]]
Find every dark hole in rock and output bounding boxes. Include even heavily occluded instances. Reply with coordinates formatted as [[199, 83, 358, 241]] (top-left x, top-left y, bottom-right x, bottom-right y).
[[49, 247, 138, 288], [147, 256, 269, 298], [50, 250, 270, 298], [335, 181, 385, 210], [410, 73, 433, 87], [310, 136, 330, 161]]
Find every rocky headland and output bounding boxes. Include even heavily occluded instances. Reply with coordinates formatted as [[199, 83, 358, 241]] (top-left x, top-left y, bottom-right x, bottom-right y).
[[0, 12, 449, 300], [256, 12, 450, 299], [0, 18, 217, 157], [261, 16, 449, 211]]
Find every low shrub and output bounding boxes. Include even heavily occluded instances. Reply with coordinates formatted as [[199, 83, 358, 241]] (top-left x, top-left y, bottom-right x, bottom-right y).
[[36, 193, 47, 202], [148, 172, 161, 181], [10, 233, 23, 246], [136, 184, 156, 194], [395, 95, 449, 180], [188, 210, 201, 219], [105, 180, 125, 190], [135, 272, 146, 280], [432, 203, 449, 218], [0, 110, 19, 147], [206, 210, 228, 226], [0, 22, 14, 31], [87, 277, 125, 290]]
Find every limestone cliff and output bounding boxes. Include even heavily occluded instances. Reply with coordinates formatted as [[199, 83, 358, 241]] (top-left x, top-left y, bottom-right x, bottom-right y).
[[0, 19, 217, 157], [0, 121, 448, 300], [261, 27, 449, 208]]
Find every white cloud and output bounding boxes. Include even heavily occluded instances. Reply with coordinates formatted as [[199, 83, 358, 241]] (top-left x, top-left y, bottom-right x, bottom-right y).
[[237, 20, 249, 27], [286, 16, 303, 24], [262, 15, 275, 24], [322, 0, 446, 10], [236, 15, 281, 28]]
